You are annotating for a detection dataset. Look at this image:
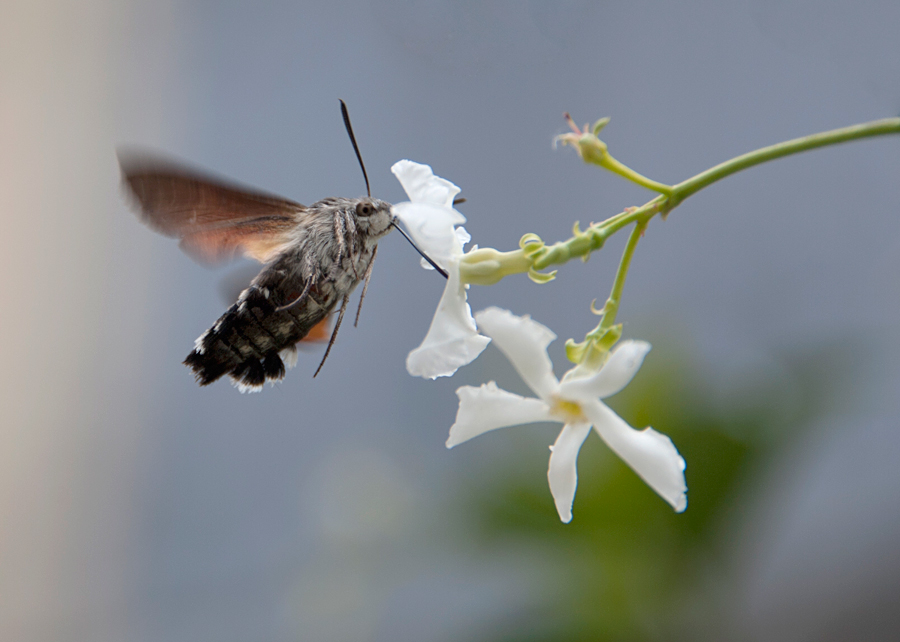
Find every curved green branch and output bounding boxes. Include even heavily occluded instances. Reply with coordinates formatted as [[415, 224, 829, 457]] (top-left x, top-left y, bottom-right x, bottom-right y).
[[458, 117, 900, 286]]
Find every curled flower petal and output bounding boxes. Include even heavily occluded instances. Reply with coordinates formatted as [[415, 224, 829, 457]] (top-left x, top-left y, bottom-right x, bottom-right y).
[[415, 226, 471, 271], [406, 265, 490, 379], [547, 422, 592, 523], [455, 226, 471, 248], [392, 201, 466, 270], [393, 160, 489, 377], [474, 307, 559, 400], [558, 340, 652, 402], [583, 400, 687, 512], [391, 159, 461, 208], [447, 382, 554, 448], [391, 160, 468, 270]]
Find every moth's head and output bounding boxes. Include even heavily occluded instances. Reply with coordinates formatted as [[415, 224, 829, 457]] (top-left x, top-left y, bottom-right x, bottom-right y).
[[354, 197, 394, 239]]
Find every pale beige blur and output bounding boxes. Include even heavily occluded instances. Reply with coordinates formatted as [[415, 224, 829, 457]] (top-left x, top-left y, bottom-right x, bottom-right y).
[[0, 1, 175, 639]]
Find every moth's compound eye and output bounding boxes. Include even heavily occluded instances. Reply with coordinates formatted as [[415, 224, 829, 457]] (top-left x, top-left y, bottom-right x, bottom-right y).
[[356, 202, 374, 217]]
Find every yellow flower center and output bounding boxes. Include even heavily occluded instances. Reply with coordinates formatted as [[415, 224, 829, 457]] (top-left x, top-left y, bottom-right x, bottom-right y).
[[549, 397, 587, 424]]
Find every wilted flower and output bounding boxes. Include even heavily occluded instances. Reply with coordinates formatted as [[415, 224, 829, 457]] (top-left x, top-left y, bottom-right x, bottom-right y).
[[391, 160, 490, 379], [448, 307, 687, 522]]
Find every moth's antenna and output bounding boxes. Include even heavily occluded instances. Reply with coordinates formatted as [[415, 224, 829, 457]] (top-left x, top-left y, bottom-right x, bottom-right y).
[[340, 99, 370, 197], [340, 100, 448, 281], [391, 222, 449, 279]]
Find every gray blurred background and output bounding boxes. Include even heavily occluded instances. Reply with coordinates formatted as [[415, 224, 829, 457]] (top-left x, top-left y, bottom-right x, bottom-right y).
[[2, 1, 900, 640]]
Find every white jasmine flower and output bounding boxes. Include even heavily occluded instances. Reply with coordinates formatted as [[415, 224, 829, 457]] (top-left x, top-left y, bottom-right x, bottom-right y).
[[391, 160, 490, 379], [448, 307, 687, 523]]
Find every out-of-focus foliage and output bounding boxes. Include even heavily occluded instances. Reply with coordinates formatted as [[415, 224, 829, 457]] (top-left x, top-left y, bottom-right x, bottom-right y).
[[452, 339, 852, 642]]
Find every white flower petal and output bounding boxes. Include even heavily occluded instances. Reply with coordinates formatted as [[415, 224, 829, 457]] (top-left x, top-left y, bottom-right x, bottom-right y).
[[455, 226, 471, 249], [406, 264, 490, 379], [447, 382, 554, 448], [391, 159, 461, 208], [558, 340, 652, 402], [583, 400, 687, 512], [474, 307, 559, 400], [392, 201, 465, 269], [547, 422, 592, 523]]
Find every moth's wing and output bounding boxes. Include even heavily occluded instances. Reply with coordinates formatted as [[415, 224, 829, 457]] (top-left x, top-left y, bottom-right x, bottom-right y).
[[118, 149, 304, 264], [300, 316, 331, 343]]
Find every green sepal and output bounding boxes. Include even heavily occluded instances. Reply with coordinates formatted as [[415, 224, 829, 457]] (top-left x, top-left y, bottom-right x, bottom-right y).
[[565, 338, 589, 364], [527, 267, 557, 284], [566, 323, 623, 368], [519, 233, 546, 260], [591, 324, 623, 352], [519, 232, 544, 250], [592, 117, 611, 135]]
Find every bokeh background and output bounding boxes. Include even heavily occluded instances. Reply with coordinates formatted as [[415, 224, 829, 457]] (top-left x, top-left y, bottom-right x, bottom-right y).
[[2, 1, 900, 640]]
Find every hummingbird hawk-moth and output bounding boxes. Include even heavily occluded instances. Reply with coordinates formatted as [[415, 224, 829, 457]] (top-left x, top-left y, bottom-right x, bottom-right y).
[[119, 102, 410, 392]]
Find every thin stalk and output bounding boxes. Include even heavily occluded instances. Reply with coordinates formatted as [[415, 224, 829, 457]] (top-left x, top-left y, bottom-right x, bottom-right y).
[[668, 118, 900, 208], [600, 154, 674, 195], [458, 118, 900, 285], [598, 221, 645, 331]]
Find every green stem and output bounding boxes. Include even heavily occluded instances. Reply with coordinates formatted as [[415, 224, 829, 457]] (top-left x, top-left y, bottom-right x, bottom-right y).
[[566, 221, 645, 368], [601, 154, 674, 195], [667, 117, 900, 208], [579, 118, 900, 235], [598, 221, 645, 331], [458, 117, 900, 284]]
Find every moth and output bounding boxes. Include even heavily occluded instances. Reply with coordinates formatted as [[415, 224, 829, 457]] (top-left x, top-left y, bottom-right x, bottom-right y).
[[120, 102, 434, 392]]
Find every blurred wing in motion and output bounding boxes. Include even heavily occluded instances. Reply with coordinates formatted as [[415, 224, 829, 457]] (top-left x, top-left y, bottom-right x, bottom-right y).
[[118, 148, 303, 264]]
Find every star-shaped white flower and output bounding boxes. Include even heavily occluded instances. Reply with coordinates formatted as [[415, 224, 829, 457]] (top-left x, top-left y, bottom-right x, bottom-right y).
[[448, 307, 687, 522], [391, 160, 490, 379]]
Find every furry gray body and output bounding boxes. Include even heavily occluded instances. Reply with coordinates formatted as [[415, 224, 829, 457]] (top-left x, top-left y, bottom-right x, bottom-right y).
[[184, 197, 394, 391]]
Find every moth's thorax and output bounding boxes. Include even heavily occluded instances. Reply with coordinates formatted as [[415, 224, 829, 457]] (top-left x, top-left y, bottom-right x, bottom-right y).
[[276, 196, 389, 274], [251, 195, 392, 314]]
